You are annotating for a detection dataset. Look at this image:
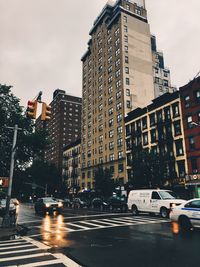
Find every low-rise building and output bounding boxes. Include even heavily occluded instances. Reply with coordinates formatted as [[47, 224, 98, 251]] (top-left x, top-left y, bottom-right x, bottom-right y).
[[125, 91, 188, 188]]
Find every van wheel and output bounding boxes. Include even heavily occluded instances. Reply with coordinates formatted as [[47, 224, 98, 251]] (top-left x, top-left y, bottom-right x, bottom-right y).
[[132, 205, 138, 216], [160, 207, 169, 218], [179, 216, 191, 232]]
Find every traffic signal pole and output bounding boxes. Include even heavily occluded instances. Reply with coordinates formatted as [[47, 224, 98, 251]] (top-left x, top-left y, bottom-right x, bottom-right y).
[[2, 124, 22, 228]]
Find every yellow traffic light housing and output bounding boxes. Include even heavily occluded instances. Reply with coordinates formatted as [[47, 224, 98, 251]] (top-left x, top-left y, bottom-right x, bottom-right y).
[[41, 102, 51, 121], [26, 100, 38, 119]]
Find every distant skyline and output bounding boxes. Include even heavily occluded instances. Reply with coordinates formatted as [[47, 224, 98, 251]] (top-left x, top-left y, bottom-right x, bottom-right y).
[[0, 0, 199, 106]]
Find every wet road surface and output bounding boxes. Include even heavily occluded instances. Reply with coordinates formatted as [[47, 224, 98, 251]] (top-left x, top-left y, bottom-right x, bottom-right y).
[[16, 203, 200, 267]]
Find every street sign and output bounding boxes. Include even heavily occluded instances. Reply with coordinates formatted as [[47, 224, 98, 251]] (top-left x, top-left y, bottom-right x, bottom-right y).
[[0, 177, 9, 187]]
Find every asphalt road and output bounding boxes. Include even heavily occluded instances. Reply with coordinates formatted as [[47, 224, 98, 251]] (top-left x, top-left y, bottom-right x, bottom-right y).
[[15, 203, 200, 267]]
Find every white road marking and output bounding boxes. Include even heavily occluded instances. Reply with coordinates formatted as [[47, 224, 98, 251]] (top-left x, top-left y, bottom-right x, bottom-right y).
[[0, 241, 28, 247], [0, 252, 51, 262], [9, 259, 67, 267], [0, 247, 41, 255], [0, 244, 34, 251], [78, 221, 104, 228], [67, 222, 90, 230]]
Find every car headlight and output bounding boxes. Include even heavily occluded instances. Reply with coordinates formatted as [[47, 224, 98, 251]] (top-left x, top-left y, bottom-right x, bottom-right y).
[[58, 202, 63, 208], [45, 203, 50, 208]]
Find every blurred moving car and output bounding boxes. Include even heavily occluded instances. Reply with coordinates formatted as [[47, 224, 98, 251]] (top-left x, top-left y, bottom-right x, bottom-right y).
[[0, 199, 16, 217], [170, 198, 200, 231], [35, 197, 63, 214], [72, 198, 89, 209], [91, 198, 108, 211], [107, 196, 128, 212]]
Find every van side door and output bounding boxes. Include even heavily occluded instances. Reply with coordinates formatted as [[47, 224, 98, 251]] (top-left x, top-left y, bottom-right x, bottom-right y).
[[150, 191, 161, 213]]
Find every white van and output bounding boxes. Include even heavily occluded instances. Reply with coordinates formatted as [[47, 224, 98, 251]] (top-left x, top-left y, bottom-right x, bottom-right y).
[[127, 189, 186, 218]]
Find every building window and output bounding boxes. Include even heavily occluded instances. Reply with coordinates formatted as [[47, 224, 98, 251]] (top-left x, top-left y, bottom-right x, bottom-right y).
[[126, 100, 131, 108], [184, 95, 190, 108], [149, 113, 156, 126], [163, 80, 168, 86], [117, 114, 123, 122], [124, 26, 128, 33], [108, 96, 113, 105], [126, 89, 130, 96], [126, 4, 130, 10], [142, 117, 147, 130], [118, 151, 124, 159], [188, 136, 195, 150], [124, 35, 128, 43], [116, 102, 122, 111], [174, 120, 182, 136], [187, 115, 193, 128], [143, 132, 148, 146], [118, 164, 124, 173], [109, 130, 114, 138], [175, 140, 184, 156], [116, 91, 122, 99], [125, 45, 128, 53], [172, 103, 180, 118], [117, 138, 123, 147], [99, 146, 103, 154], [164, 107, 171, 120], [125, 67, 129, 74], [99, 157, 103, 164], [108, 107, 113, 116], [116, 69, 121, 78], [177, 161, 186, 178], [115, 58, 120, 67], [109, 141, 114, 150], [125, 56, 129, 63], [191, 158, 198, 173], [109, 154, 114, 161], [115, 28, 119, 36], [151, 129, 157, 143], [99, 135, 103, 143], [195, 90, 200, 103], [126, 78, 130, 85], [115, 48, 120, 57], [109, 118, 114, 127], [123, 16, 127, 23], [117, 126, 123, 134], [108, 86, 113, 94]]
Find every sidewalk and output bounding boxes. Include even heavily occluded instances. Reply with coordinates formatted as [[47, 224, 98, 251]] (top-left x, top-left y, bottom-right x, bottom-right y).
[[0, 225, 18, 240]]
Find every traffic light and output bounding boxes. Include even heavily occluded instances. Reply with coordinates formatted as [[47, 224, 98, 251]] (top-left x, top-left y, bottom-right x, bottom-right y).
[[0, 177, 9, 188], [41, 102, 51, 121], [26, 100, 38, 119]]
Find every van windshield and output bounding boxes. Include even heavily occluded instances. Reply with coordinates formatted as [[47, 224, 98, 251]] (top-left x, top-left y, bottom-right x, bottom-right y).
[[159, 191, 178, 200]]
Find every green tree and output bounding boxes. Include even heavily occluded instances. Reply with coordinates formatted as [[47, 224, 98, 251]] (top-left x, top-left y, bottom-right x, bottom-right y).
[[94, 167, 114, 197], [0, 84, 49, 175]]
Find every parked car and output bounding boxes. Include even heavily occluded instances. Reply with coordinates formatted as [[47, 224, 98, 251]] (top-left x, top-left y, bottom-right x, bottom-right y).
[[91, 198, 108, 211], [0, 199, 16, 217], [170, 198, 200, 231], [63, 198, 72, 207], [35, 197, 63, 214], [107, 196, 128, 212], [72, 198, 89, 209], [127, 189, 185, 218]]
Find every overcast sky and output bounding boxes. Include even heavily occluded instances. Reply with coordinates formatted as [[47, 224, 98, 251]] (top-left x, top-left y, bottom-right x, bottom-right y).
[[0, 0, 199, 107]]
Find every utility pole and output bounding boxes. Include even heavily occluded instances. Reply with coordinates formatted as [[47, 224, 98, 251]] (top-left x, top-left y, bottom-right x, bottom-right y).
[[2, 124, 22, 227]]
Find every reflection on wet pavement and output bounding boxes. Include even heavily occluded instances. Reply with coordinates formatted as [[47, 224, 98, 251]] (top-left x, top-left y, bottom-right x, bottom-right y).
[[41, 213, 74, 247]]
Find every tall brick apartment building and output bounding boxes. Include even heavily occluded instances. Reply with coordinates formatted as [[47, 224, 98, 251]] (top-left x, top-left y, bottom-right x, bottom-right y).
[[36, 89, 82, 174], [180, 77, 200, 196]]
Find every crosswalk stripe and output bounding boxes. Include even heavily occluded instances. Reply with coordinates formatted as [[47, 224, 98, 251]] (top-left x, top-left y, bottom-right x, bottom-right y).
[[94, 219, 121, 226], [0, 239, 24, 244], [6, 259, 65, 267], [0, 244, 34, 251], [67, 222, 90, 230], [0, 241, 28, 247], [0, 252, 51, 262], [78, 221, 104, 228], [0, 248, 41, 256]]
